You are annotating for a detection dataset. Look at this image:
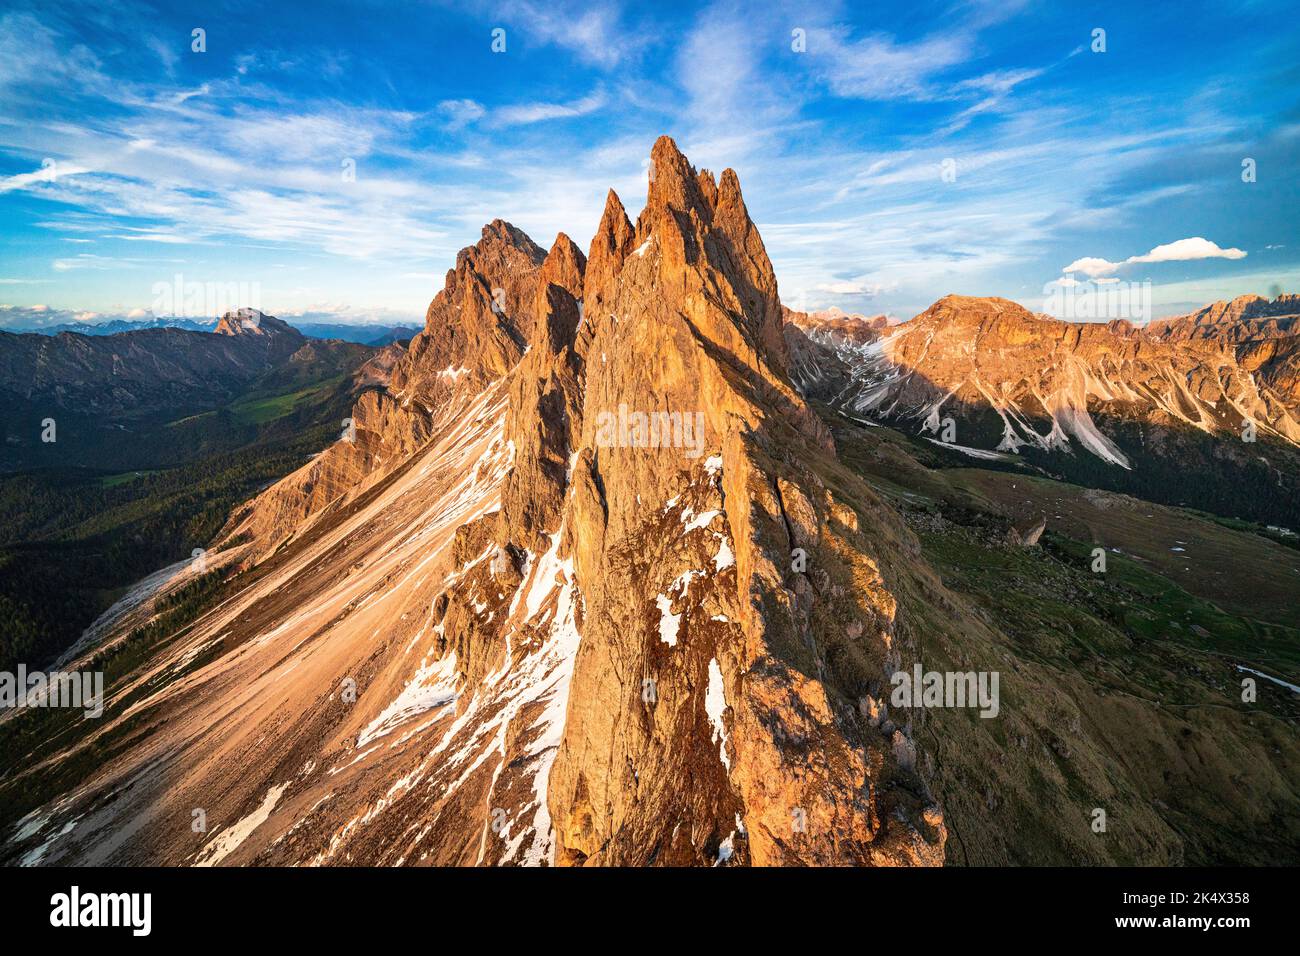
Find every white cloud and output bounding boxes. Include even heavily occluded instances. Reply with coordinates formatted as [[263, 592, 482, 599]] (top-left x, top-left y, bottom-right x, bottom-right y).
[[1061, 256, 1121, 278], [436, 99, 486, 131], [0, 163, 91, 194], [482, 0, 647, 68], [105, 231, 195, 244], [219, 109, 408, 163], [1063, 237, 1247, 277], [806, 26, 970, 101], [1, 94, 451, 265], [812, 278, 892, 297], [0, 303, 92, 329], [145, 35, 179, 75], [53, 254, 121, 271], [0, 12, 110, 97], [491, 90, 606, 127], [1128, 237, 1246, 265]]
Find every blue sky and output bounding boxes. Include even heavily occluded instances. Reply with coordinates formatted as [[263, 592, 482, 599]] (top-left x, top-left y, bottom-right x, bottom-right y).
[[1, 0, 1297, 328]]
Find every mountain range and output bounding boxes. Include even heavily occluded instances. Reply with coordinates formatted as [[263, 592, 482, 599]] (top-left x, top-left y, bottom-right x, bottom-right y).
[[0, 308, 394, 683], [787, 293, 1300, 528], [1, 137, 1295, 868], [3, 315, 420, 347]]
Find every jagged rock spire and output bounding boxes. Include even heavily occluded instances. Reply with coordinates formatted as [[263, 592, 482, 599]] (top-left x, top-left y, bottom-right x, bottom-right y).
[[584, 190, 635, 304], [399, 219, 546, 389], [498, 231, 589, 552]]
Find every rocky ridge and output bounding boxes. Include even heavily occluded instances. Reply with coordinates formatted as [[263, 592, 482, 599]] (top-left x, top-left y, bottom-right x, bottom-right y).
[[785, 293, 1300, 468], [9, 137, 954, 867]]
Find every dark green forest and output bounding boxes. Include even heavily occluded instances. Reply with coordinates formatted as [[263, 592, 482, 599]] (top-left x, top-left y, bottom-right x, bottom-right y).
[[0, 367, 370, 673]]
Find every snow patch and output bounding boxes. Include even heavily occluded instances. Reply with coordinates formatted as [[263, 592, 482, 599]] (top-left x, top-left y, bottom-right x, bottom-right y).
[[681, 509, 721, 533], [714, 830, 735, 866], [196, 782, 288, 866], [705, 658, 730, 771], [922, 438, 1013, 462], [656, 594, 681, 646], [356, 652, 459, 748], [713, 536, 735, 571]]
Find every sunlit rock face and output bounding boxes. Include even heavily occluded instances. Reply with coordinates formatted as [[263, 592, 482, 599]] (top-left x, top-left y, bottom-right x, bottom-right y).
[[5, 138, 949, 868], [786, 293, 1300, 466]]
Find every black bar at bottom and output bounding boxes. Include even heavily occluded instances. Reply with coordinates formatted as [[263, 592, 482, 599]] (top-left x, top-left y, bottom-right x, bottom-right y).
[[0, 865, 1280, 943]]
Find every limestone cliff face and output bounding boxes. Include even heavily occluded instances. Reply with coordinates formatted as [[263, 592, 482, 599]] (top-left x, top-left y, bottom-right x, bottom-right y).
[[543, 136, 937, 865], [1148, 294, 1300, 408], [1146, 293, 1300, 342], [496, 233, 587, 554], [223, 223, 548, 556], [400, 219, 545, 392]]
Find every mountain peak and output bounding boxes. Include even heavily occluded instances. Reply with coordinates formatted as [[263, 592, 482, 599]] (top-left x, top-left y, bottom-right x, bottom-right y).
[[476, 219, 546, 263], [718, 166, 742, 201], [600, 187, 627, 218], [214, 309, 298, 337], [917, 295, 1036, 328], [646, 134, 712, 224], [540, 232, 587, 294], [584, 189, 635, 306]]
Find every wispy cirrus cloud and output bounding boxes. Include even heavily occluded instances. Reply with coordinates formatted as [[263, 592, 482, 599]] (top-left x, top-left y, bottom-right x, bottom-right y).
[[472, 0, 652, 68], [802, 26, 972, 101], [491, 90, 607, 127], [436, 98, 486, 131]]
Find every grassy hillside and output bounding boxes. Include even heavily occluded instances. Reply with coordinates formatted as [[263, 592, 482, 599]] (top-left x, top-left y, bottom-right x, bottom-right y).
[[820, 403, 1300, 864]]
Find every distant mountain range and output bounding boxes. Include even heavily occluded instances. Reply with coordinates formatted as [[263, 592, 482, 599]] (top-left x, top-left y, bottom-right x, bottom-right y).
[[0, 309, 366, 420], [7, 315, 420, 346]]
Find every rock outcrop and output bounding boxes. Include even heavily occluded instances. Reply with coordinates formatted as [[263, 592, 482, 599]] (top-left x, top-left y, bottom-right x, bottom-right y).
[[544, 136, 931, 865], [1146, 293, 1300, 342]]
